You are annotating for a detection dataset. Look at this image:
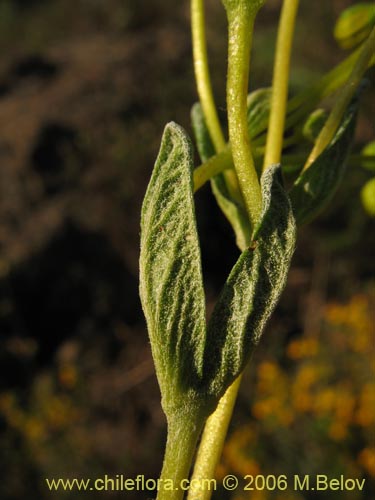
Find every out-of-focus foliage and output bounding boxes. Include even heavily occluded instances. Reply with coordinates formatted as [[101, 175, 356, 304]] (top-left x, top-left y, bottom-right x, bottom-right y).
[[359, 142, 375, 216], [361, 177, 375, 216], [302, 109, 328, 144], [361, 141, 375, 172], [217, 291, 375, 500], [334, 3, 375, 50]]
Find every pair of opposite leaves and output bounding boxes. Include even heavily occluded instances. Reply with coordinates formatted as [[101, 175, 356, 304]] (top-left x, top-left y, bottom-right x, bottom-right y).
[[139, 98, 357, 422]]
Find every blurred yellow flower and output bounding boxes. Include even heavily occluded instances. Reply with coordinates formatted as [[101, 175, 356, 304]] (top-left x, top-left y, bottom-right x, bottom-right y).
[[58, 363, 78, 389], [313, 387, 335, 415], [223, 429, 261, 478], [358, 447, 375, 477], [24, 417, 45, 443], [287, 338, 319, 359], [329, 421, 348, 441]]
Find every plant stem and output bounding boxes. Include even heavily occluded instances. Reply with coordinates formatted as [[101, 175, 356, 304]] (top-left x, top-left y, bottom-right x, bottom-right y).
[[191, 0, 226, 152], [225, 3, 263, 228], [193, 148, 232, 192], [191, 0, 242, 202], [157, 412, 205, 500], [263, 0, 300, 170], [187, 376, 242, 500], [304, 25, 375, 170]]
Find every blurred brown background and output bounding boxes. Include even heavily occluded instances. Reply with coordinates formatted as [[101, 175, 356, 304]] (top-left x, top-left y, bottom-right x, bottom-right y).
[[0, 1, 374, 499]]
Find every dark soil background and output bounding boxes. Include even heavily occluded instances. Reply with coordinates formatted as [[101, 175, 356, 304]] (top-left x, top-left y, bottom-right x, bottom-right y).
[[0, 1, 373, 499]]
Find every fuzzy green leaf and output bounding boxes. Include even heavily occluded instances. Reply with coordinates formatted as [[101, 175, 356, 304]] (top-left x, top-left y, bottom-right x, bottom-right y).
[[191, 103, 251, 250], [289, 101, 358, 226], [203, 166, 296, 399], [139, 122, 206, 414]]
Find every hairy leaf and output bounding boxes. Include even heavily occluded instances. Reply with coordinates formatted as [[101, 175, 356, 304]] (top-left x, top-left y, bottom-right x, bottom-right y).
[[191, 103, 251, 250], [139, 122, 206, 414], [289, 101, 358, 225], [204, 166, 296, 399]]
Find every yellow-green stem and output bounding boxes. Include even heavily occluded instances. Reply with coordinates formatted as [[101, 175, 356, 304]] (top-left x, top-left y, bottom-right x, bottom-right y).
[[304, 25, 375, 170], [263, 0, 300, 170], [193, 148, 232, 192], [157, 412, 205, 500], [225, 5, 262, 228], [191, 0, 226, 152], [191, 0, 242, 202], [187, 376, 242, 500]]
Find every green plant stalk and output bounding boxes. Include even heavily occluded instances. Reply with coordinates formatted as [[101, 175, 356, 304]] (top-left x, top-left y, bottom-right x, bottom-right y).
[[194, 147, 232, 191], [263, 0, 300, 169], [191, 0, 242, 203], [157, 412, 205, 500], [304, 25, 375, 170], [225, 3, 263, 228], [191, 0, 226, 152], [187, 376, 242, 500]]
